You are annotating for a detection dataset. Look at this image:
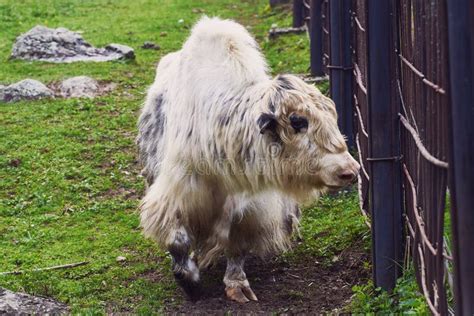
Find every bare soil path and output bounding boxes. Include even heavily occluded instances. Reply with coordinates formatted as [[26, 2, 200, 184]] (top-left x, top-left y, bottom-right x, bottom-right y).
[[163, 242, 369, 314]]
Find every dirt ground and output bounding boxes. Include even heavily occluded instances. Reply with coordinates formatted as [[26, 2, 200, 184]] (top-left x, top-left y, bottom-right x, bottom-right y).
[[162, 242, 370, 314]]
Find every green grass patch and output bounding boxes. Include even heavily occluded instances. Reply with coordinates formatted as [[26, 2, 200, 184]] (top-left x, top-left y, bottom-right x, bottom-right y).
[[1, 0, 426, 313], [349, 265, 429, 314], [0, 0, 324, 312], [286, 190, 370, 265]]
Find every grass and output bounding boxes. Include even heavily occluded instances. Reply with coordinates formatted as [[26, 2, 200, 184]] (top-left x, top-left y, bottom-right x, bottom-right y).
[[286, 191, 370, 264], [350, 190, 453, 314], [0, 0, 423, 313], [346, 197, 455, 314], [349, 266, 429, 314]]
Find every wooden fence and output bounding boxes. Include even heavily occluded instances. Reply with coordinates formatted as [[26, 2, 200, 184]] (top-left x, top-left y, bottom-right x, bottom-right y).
[[293, 0, 474, 314]]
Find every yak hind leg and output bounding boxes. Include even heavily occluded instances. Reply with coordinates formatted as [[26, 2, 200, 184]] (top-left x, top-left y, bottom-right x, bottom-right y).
[[224, 256, 258, 303], [168, 227, 201, 301]]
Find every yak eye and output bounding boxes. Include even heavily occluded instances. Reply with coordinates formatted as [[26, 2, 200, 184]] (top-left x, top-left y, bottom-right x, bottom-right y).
[[289, 114, 308, 133]]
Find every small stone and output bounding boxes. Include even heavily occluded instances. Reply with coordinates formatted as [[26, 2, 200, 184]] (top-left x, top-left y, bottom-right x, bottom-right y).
[[8, 159, 21, 167], [178, 19, 184, 24], [0, 85, 5, 101], [141, 41, 161, 50], [1, 79, 53, 103], [116, 256, 126, 262], [102, 82, 117, 94], [105, 43, 135, 60], [59, 76, 99, 98]]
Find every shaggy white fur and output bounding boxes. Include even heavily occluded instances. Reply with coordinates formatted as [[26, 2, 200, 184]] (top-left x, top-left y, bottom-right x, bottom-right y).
[[137, 16, 359, 299]]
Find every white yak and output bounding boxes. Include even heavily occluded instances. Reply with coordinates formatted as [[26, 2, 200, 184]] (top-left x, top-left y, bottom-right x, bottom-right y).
[[137, 17, 360, 302]]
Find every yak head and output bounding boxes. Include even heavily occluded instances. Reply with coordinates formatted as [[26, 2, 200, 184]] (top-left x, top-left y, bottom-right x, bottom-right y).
[[256, 74, 360, 196]]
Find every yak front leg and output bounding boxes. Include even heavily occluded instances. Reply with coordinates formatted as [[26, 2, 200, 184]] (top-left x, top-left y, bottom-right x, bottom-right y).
[[224, 256, 258, 303], [168, 227, 201, 301]]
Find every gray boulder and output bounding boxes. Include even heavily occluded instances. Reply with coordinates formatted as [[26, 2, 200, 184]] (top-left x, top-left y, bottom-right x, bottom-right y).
[[0, 288, 68, 314], [1, 79, 53, 103], [11, 25, 135, 63], [60, 76, 99, 98]]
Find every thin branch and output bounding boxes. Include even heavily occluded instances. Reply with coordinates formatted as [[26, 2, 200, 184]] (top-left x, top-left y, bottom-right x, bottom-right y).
[[355, 133, 370, 180], [299, 75, 329, 84], [287, 273, 302, 279], [0, 261, 89, 276], [403, 164, 439, 256], [418, 245, 441, 315], [353, 63, 367, 95], [354, 98, 369, 138], [399, 115, 449, 168], [398, 54, 446, 94], [357, 173, 371, 229], [268, 25, 307, 39]]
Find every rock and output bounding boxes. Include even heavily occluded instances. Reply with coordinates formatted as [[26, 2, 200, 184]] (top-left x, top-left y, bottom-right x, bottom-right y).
[[116, 256, 127, 262], [0, 85, 5, 101], [1, 79, 53, 103], [11, 25, 135, 63], [141, 41, 160, 50], [8, 158, 21, 167], [0, 288, 68, 314], [59, 76, 99, 98], [105, 43, 135, 59]]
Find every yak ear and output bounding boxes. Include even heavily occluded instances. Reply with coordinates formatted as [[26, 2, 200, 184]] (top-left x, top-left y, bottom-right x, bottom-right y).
[[257, 112, 278, 134]]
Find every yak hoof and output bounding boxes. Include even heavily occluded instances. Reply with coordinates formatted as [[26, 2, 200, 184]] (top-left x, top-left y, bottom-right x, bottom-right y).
[[226, 285, 258, 303], [174, 272, 201, 301], [173, 259, 201, 301]]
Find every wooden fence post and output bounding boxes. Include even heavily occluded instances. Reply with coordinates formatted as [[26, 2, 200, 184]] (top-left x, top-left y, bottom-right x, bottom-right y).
[[446, 1, 474, 314], [293, 0, 304, 28], [329, 0, 354, 147], [309, 0, 324, 77], [366, 0, 403, 291]]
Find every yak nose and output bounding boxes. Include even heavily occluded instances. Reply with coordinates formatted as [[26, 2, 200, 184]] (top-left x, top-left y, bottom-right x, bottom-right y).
[[338, 160, 360, 183], [338, 170, 357, 182]]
